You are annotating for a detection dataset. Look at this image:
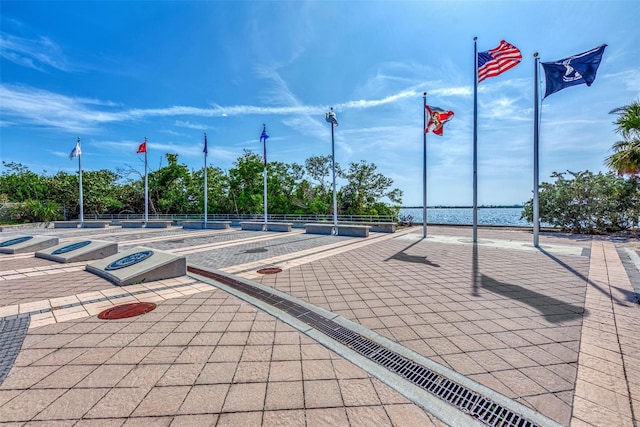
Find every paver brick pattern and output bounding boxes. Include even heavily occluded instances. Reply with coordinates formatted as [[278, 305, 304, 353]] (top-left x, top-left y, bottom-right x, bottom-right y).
[[0, 287, 446, 426], [1, 225, 638, 426], [255, 229, 591, 425]]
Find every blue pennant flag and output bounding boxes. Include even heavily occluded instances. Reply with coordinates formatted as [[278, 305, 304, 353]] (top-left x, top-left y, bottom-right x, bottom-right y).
[[541, 44, 607, 98], [203, 133, 208, 156], [260, 126, 269, 166], [260, 128, 269, 142]]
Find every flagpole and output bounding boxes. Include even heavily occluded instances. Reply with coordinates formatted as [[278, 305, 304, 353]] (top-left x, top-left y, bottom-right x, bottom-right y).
[[330, 108, 338, 235], [533, 53, 540, 247], [204, 132, 208, 226], [77, 137, 84, 224], [262, 124, 268, 231], [422, 92, 427, 238], [473, 37, 478, 243], [144, 137, 148, 224]]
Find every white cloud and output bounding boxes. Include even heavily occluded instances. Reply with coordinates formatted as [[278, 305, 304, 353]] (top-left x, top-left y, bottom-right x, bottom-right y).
[[0, 32, 73, 72]]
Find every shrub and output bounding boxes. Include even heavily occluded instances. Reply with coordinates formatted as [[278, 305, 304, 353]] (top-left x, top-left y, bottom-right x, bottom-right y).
[[521, 171, 640, 234]]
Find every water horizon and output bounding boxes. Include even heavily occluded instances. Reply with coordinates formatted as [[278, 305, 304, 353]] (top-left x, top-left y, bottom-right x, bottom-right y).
[[399, 206, 535, 227]]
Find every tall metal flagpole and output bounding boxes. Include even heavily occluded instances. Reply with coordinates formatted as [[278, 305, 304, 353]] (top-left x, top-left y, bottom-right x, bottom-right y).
[[203, 132, 208, 225], [423, 93, 427, 238], [326, 108, 339, 235], [144, 137, 149, 224], [533, 53, 540, 247], [77, 137, 84, 224], [473, 37, 479, 243], [262, 124, 268, 231]]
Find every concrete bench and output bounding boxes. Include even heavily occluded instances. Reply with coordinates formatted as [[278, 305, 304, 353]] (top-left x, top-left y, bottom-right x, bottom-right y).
[[183, 220, 231, 230], [121, 221, 145, 228], [305, 223, 334, 235], [266, 222, 292, 232], [337, 224, 370, 237], [81, 221, 110, 228], [240, 221, 265, 231], [240, 221, 293, 232], [145, 220, 172, 228], [367, 222, 396, 233], [54, 221, 80, 229]]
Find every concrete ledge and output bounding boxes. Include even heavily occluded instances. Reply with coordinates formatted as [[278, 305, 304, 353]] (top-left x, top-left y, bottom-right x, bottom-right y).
[[81, 221, 110, 229], [183, 220, 231, 230], [54, 221, 80, 229], [240, 221, 266, 231], [338, 224, 370, 237], [86, 245, 186, 286], [36, 240, 118, 263], [368, 222, 396, 233], [240, 221, 293, 232], [145, 220, 172, 228], [121, 221, 145, 228], [305, 223, 333, 235], [267, 222, 293, 232], [0, 235, 59, 254]]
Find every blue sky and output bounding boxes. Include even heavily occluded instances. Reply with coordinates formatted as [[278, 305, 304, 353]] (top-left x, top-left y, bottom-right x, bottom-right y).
[[1, 1, 638, 206]]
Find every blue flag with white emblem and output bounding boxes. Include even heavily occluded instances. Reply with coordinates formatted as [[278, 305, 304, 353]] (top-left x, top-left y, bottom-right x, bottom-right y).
[[541, 44, 607, 98]]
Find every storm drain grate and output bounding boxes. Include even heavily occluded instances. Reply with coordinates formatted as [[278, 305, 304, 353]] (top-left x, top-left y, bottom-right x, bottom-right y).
[[187, 266, 539, 427]]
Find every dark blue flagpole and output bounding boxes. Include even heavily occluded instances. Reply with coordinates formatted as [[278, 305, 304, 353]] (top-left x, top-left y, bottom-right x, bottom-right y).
[[473, 37, 478, 243], [203, 132, 208, 225], [262, 124, 268, 230]]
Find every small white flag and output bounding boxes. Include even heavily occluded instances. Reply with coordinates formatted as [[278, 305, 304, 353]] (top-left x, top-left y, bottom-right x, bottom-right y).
[[69, 142, 81, 159]]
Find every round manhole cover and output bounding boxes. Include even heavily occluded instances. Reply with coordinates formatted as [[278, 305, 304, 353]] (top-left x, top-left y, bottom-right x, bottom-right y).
[[52, 240, 91, 255], [257, 267, 282, 274], [98, 302, 157, 320]]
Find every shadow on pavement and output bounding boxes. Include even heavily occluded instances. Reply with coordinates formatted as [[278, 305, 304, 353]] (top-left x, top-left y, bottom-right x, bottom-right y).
[[480, 274, 585, 324], [385, 239, 440, 267]]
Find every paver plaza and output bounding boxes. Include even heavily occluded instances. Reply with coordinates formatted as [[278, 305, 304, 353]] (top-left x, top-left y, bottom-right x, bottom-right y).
[[0, 224, 638, 426]]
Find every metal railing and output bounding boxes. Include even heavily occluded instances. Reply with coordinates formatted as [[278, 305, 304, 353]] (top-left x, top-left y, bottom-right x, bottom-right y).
[[82, 213, 398, 223]]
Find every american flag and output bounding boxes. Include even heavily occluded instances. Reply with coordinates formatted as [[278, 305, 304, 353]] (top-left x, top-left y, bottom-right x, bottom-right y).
[[477, 40, 522, 83]]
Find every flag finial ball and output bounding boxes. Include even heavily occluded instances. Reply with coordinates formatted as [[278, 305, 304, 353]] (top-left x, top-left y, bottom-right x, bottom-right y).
[[473, 36, 477, 41], [533, 52, 539, 57]]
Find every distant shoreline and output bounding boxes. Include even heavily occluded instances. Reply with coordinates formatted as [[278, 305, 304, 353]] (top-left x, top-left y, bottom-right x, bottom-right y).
[[401, 205, 524, 209]]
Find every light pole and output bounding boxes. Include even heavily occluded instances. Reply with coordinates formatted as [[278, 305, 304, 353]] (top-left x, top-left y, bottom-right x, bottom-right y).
[[325, 108, 339, 235]]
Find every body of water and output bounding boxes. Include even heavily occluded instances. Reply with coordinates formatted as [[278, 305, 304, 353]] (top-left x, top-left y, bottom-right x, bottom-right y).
[[399, 207, 532, 227]]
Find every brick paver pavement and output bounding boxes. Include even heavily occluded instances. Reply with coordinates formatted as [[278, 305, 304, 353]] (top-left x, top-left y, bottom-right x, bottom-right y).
[[0, 224, 638, 426]]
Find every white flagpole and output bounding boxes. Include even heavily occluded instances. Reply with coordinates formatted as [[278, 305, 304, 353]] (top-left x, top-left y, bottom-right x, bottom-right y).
[[330, 109, 338, 235], [533, 53, 540, 247], [473, 37, 479, 243], [262, 124, 268, 231], [77, 137, 84, 224], [423, 93, 427, 238], [144, 137, 148, 223], [204, 132, 208, 225]]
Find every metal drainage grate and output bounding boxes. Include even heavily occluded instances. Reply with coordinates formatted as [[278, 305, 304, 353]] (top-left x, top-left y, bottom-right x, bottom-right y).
[[187, 266, 539, 427]]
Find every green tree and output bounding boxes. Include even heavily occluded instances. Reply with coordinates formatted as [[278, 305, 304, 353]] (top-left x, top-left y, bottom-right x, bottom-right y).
[[339, 160, 403, 217], [149, 153, 193, 214], [0, 162, 51, 202], [227, 150, 263, 214], [266, 161, 305, 213], [190, 166, 230, 215], [605, 101, 640, 175]]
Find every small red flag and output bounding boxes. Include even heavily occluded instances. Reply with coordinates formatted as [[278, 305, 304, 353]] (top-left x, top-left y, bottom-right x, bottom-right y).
[[425, 105, 454, 136], [137, 141, 147, 153]]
